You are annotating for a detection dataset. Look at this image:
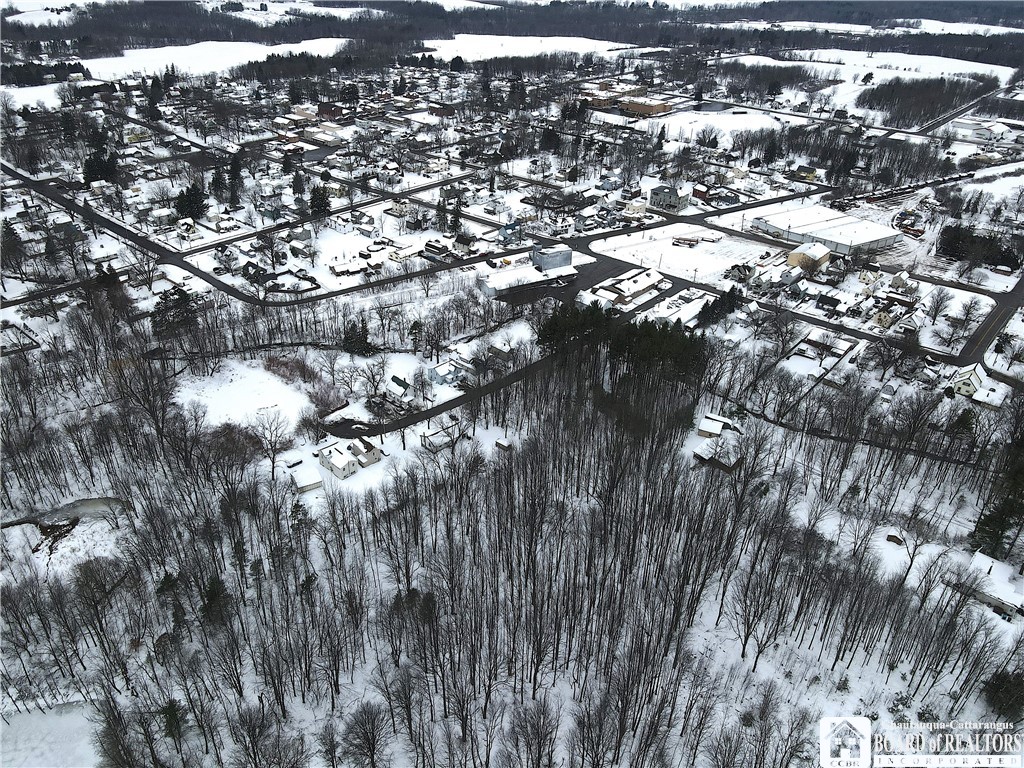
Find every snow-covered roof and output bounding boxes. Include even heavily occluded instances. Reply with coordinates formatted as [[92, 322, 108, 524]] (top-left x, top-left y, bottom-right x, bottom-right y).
[[970, 551, 1024, 610], [290, 463, 323, 491], [753, 205, 902, 249]]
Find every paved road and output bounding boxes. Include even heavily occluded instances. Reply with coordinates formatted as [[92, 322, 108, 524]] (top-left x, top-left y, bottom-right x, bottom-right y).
[[325, 277, 683, 439], [878, 86, 1010, 140], [6, 127, 1022, 398], [1, 161, 497, 309]]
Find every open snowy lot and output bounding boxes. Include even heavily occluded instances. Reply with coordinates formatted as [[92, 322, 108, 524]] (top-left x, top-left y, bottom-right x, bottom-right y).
[[590, 225, 768, 284], [175, 359, 313, 428]]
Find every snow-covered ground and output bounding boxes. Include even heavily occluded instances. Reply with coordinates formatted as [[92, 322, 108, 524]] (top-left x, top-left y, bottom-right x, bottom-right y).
[[421, 34, 638, 60], [985, 308, 1024, 377], [590, 107, 801, 145], [0, 83, 64, 107], [1, 703, 99, 768], [590, 224, 766, 283], [3, 7, 75, 24], [175, 359, 314, 428], [960, 160, 1024, 200], [5, 515, 122, 577], [725, 50, 1016, 117], [704, 19, 1024, 37], [787, 48, 1016, 85], [77, 38, 352, 79]]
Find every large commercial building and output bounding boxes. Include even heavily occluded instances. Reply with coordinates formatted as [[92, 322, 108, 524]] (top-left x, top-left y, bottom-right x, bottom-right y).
[[751, 205, 903, 255]]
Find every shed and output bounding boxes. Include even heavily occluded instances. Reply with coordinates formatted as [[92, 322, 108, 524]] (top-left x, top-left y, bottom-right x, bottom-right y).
[[290, 463, 323, 494]]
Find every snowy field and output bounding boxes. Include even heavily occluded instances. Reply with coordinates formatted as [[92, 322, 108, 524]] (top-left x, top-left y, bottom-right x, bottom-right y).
[[787, 48, 1017, 84], [960, 160, 1024, 200], [704, 19, 1024, 37], [591, 107, 792, 140], [0, 82, 64, 107], [590, 224, 767, 284], [725, 50, 1017, 117], [175, 359, 313, 428], [421, 35, 637, 60], [1, 703, 99, 768], [78, 38, 352, 79], [3, 7, 74, 24]]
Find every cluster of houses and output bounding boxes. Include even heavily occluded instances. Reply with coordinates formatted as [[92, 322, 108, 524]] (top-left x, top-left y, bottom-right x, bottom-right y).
[[723, 243, 932, 331], [426, 339, 516, 388]]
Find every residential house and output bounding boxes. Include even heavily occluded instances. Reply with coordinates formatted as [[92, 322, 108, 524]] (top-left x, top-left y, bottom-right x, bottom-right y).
[[347, 437, 382, 468], [725, 263, 756, 283], [793, 165, 817, 181], [967, 551, 1024, 618], [858, 263, 882, 284], [319, 441, 359, 480], [429, 360, 464, 386], [816, 294, 842, 314], [895, 308, 925, 335], [872, 302, 897, 329], [950, 363, 985, 397], [693, 434, 743, 473], [648, 184, 689, 213], [697, 413, 737, 438], [386, 375, 414, 405], [779, 265, 804, 285], [453, 233, 477, 255]]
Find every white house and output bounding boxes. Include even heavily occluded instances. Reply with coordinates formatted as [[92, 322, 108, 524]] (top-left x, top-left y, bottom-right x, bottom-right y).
[[973, 121, 1010, 142], [318, 437, 382, 480], [346, 437, 382, 468], [319, 442, 359, 480], [968, 551, 1024, 618], [950, 363, 985, 398]]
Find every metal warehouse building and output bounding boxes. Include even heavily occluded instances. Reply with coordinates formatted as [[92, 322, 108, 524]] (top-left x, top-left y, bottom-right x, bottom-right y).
[[751, 205, 903, 255]]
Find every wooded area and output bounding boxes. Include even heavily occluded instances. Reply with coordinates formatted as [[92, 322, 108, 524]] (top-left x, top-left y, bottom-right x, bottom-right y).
[[3, 271, 1024, 766]]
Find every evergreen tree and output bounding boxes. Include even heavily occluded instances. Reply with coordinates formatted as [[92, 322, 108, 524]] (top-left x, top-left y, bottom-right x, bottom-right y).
[[228, 152, 243, 207], [435, 196, 448, 232], [310, 184, 330, 219], [450, 197, 463, 234], [292, 171, 305, 196], [2, 220, 26, 275], [211, 167, 227, 202], [151, 286, 198, 339], [174, 184, 209, 221], [83, 150, 118, 184]]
